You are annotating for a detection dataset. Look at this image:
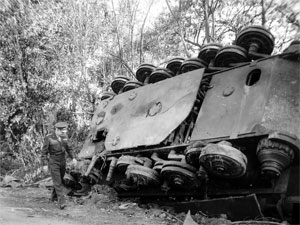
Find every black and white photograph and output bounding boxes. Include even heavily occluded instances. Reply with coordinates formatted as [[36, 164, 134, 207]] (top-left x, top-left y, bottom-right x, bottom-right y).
[[0, 0, 299, 224]]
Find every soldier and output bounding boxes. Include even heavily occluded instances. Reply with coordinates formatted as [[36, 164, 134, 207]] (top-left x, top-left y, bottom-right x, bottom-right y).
[[41, 121, 77, 209]]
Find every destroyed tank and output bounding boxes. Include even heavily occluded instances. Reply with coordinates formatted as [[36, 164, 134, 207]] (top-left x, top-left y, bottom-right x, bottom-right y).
[[66, 26, 300, 223]]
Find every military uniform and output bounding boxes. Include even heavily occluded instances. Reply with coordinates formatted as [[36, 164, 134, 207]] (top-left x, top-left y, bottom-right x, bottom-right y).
[[41, 122, 75, 208]]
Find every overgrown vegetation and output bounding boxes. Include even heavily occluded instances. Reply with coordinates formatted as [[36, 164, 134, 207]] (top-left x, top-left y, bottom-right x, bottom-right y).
[[0, 0, 299, 180]]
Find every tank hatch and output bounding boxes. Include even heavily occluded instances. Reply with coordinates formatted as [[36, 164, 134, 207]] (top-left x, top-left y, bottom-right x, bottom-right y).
[[88, 69, 204, 153]]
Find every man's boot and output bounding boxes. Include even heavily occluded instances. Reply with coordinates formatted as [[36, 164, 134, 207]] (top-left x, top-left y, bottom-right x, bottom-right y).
[[58, 195, 66, 210], [50, 188, 58, 202]]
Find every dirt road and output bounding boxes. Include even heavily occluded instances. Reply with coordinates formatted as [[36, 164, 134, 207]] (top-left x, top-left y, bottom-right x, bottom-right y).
[[0, 186, 169, 225]]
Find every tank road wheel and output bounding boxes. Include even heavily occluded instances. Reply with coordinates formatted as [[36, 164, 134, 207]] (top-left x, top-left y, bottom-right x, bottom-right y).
[[178, 58, 208, 74], [126, 165, 161, 187], [136, 64, 156, 83], [122, 80, 144, 93], [148, 68, 175, 83], [153, 161, 164, 172], [111, 76, 130, 94], [236, 25, 275, 58], [64, 173, 82, 190], [166, 57, 185, 75], [283, 40, 300, 53], [137, 157, 153, 168], [116, 155, 140, 173], [256, 135, 298, 178], [185, 141, 206, 168], [214, 45, 249, 67], [185, 147, 202, 168], [88, 169, 101, 185], [163, 160, 197, 173], [198, 43, 223, 66], [199, 141, 248, 178], [161, 161, 197, 189], [100, 91, 116, 101]]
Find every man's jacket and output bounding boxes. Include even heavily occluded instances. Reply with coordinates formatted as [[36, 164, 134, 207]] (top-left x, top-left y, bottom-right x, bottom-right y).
[[41, 133, 75, 165]]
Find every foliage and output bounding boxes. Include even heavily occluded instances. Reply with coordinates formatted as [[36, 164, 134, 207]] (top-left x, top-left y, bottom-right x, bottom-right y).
[[0, 0, 60, 172], [143, 0, 300, 60], [0, 0, 299, 180]]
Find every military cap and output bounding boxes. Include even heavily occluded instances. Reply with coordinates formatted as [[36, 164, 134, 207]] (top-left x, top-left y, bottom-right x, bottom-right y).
[[54, 121, 68, 128]]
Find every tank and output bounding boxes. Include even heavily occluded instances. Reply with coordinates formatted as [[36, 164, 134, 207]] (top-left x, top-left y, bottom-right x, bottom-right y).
[[66, 26, 300, 223]]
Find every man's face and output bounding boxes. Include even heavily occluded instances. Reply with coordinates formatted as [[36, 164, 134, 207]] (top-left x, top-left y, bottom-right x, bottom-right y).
[[55, 127, 68, 138]]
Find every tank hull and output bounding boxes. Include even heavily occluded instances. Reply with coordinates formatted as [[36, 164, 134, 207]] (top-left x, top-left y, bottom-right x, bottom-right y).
[[71, 51, 299, 223]]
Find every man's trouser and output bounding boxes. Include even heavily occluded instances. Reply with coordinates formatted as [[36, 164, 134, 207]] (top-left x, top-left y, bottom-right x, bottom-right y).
[[49, 154, 66, 205]]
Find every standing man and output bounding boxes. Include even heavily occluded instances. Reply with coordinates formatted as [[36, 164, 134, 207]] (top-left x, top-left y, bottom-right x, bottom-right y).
[[41, 121, 77, 209]]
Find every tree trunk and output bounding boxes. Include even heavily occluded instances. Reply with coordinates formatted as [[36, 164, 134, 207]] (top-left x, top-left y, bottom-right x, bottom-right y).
[[203, 0, 211, 43], [261, 0, 266, 26], [139, 0, 154, 63], [165, 0, 191, 57]]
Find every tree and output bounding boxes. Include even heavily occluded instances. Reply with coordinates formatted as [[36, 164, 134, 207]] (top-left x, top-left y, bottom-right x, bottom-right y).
[[0, 0, 159, 176], [143, 0, 300, 61], [0, 0, 62, 168]]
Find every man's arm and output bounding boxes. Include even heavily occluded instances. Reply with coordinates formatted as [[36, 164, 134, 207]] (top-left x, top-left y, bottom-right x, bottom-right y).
[[66, 141, 77, 166], [41, 136, 50, 166], [66, 141, 75, 160]]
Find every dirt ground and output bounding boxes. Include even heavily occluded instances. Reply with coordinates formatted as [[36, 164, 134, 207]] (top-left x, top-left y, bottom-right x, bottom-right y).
[[0, 185, 172, 225], [0, 183, 237, 225], [2, 176, 291, 225]]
